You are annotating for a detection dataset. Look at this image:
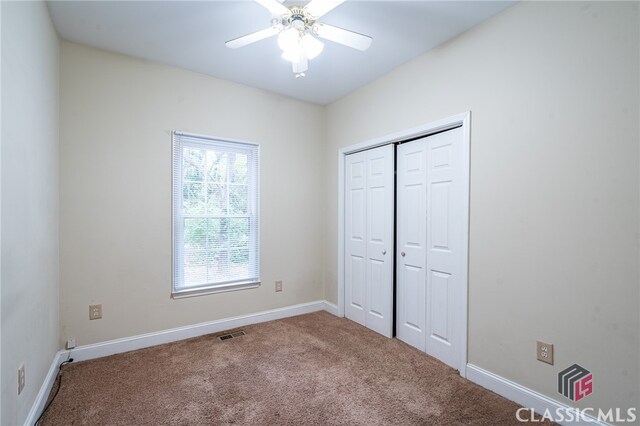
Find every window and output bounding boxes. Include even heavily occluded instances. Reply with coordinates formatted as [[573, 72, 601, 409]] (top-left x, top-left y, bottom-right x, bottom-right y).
[[172, 132, 260, 298]]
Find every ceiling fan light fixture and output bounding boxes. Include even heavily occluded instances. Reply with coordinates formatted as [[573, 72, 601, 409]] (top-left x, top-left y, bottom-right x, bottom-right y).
[[277, 27, 300, 52], [281, 47, 303, 63], [280, 31, 324, 63], [302, 33, 324, 60], [292, 54, 308, 75], [226, 0, 372, 76]]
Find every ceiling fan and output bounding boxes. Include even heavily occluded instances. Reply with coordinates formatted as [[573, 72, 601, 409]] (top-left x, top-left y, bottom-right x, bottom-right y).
[[225, 0, 372, 77]]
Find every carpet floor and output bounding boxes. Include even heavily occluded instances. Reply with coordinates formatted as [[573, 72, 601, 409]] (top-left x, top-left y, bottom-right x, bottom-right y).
[[40, 311, 549, 425]]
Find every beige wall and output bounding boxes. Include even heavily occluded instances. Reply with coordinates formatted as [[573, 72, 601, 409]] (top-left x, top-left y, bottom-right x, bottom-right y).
[[59, 42, 325, 347], [1, 2, 60, 425], [325, 0, 639, 416]]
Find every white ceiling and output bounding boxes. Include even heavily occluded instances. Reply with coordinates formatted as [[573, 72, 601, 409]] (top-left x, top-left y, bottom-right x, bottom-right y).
[[47, 0, 515, 105]]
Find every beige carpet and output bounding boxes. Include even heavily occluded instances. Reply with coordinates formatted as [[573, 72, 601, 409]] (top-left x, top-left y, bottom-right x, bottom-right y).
[[40, 311, 549, 425]]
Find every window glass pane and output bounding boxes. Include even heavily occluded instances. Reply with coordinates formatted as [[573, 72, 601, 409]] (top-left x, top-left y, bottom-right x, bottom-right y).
[[228, 218, 249, 248], [184, 218, 228, 248], [207, 218, 228, 250], [184, 249, 208, 286], [206, 151, 227, 182], [183, 182, 204, 214], [206, 250, 228, 283], [184, 218, 207, 250], [207, 184, 227, 215], [229, 249, 250, 276], [230, 153, 248, 184], [183, 148, 204, 181], [229, 185, 248, 215]]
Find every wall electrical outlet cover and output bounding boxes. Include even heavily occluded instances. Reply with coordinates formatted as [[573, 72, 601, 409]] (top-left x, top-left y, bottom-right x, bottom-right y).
[[18, 364, 25, 395], [89, 304, 102, 320], [536, 340, 554, 365], [275, 281, 283, 292], [66, 338, 76, 349]]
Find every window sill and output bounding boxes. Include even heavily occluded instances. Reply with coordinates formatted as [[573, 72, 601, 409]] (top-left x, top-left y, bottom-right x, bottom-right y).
[[172, 280, 261, 299]]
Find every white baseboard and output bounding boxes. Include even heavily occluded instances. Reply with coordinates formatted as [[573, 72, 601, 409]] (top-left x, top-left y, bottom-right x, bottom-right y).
[[25, 300, 333, 425], [466, 364, 609, 426], [322, 300, 340, 317], [24, 350, 66, 426], [63, 300, 328, 362]]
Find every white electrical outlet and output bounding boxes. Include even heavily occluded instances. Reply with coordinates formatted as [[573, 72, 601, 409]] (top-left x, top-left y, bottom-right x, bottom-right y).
[[275, 280, 283, 292], [66, 338, 76, 349], [89, 304, 102, 320], [18, 364, 25, 395], [537, 340, 554, 365]]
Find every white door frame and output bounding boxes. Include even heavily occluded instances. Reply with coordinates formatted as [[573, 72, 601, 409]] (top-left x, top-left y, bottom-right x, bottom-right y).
[[337, 111, 471, 377]]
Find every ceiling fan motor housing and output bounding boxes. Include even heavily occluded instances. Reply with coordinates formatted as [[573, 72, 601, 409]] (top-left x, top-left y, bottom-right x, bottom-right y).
[[280, 7, 315, 32]]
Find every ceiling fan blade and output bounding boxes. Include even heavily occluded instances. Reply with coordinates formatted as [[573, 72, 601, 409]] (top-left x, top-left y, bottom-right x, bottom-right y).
[[314, 23, 372, 51], [225, 26, 280, 49], [304, 0, 346, 19], [255, 0, 290, 16]]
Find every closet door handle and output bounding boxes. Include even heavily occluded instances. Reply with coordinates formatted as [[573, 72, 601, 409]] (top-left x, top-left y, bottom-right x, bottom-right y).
[[382, 250, 386, 255], [401, 252, 406, 257]]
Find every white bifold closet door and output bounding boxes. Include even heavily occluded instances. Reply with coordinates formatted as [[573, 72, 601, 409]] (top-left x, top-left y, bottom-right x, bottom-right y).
[[345, 144, 394, 338], [397, 126, 465, 370]]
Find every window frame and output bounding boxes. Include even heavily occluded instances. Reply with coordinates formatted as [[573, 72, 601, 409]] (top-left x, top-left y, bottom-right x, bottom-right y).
[[171, 131, 260, 299]]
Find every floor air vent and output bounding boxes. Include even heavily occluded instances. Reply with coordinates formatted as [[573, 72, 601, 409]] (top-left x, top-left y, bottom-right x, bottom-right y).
[[218, 331, 246, 341]]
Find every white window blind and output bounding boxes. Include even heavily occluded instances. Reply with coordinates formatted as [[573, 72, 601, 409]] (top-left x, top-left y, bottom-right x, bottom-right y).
[[172, 132, 260, 297]]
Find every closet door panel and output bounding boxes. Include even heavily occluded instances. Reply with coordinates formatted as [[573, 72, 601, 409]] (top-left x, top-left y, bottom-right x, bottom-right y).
[[396, 139, 427, 350], [345, 145, 394, 337], [364, 145, 394, 337], [345, 152, 367, 326], [425, 127, 464, 369]]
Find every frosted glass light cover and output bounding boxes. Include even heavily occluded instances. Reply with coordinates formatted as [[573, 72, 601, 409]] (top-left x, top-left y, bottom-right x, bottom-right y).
[[302, 34, 324, 60], [277, 28, 299, 52]]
